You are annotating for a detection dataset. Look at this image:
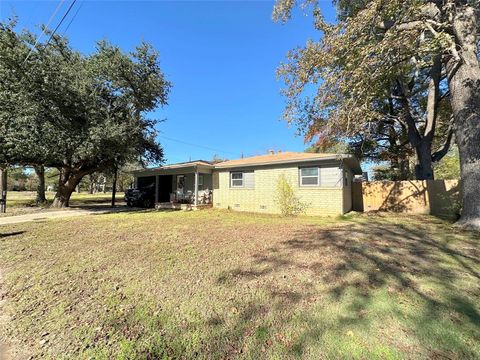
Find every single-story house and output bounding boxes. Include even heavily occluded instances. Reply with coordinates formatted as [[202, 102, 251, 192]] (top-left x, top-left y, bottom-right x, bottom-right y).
[[132, 151, 362, 215]]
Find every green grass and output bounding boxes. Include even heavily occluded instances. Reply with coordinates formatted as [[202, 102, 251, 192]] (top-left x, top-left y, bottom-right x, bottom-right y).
[[0, 210, 478, 359]]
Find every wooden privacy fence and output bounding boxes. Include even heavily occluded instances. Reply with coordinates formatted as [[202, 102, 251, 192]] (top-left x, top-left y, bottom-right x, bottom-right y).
[[352, 180, 461, 217]]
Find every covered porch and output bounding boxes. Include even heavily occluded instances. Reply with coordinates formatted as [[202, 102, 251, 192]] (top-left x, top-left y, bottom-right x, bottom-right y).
[[133, 160, 214, 210]]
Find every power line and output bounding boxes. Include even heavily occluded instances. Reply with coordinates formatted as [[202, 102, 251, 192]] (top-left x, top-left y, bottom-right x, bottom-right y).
[[23, 0, 65, 63], [45, 0, 78, 46], [158, 134, 238, 156], [62, 0, 83, 36]]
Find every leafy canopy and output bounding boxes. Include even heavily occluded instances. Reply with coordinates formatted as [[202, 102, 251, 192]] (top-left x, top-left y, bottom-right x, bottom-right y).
[[273, 0, 455, 145], [0, 18, 171, 172]]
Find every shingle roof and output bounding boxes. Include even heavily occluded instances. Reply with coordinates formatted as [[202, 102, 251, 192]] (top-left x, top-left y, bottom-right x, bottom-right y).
[[214, 152, 340, 168], [132, 152, 362, 175]]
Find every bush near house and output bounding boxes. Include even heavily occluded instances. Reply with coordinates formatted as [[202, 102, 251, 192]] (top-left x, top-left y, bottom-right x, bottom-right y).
[[274, 174, 309, 216]]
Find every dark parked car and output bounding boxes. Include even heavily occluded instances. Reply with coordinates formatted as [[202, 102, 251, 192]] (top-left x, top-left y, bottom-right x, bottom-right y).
[[124, 184, 155, 208]]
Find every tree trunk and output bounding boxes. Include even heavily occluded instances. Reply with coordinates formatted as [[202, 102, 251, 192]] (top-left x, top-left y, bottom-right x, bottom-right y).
[[0, 167, 7, 213], [111, 167, 117, 207], [52, 183, 76, 208], [398, 157, 410, 180], [34, 165, 46, 205], [397, 82, 436, 181], [414, 140, 434, 180], [447, 3, 480, 229], [413, 54, 441, 181], [51, 168, 85, 208]]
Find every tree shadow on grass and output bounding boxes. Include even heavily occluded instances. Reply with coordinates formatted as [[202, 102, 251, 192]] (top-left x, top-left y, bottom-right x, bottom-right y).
[[356, 180, 461, 221], [0, 231, 26, 239], [213, 218, 480, 358]]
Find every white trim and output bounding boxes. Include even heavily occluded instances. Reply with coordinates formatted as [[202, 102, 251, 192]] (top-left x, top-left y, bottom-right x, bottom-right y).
[[230, 171, 244, 188], [299, 167, 320, 187], [176, 174, 185, 192]]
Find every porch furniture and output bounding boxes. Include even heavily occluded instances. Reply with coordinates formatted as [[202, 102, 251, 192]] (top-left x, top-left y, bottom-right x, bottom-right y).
[[169, 189, 212, 205]]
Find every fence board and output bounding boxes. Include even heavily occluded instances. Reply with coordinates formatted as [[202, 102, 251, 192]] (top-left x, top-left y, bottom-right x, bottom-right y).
[[352, 180, 460, 217]]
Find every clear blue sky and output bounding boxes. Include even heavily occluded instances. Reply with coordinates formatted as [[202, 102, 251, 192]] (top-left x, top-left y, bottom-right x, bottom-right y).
[[1, 0, 338, 165]]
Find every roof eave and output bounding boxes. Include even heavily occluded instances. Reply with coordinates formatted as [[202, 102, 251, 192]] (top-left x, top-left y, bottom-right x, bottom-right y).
[[214, 154, 348, 169], [341, 155, 363, 175], [131, 162, 214, 175]]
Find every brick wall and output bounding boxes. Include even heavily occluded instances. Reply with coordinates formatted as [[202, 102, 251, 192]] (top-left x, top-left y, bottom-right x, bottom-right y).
[[212, 165, 345, 216]]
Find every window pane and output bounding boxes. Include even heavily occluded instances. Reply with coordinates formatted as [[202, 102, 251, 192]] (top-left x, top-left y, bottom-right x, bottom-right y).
[[232, 179, 243, 187], [177, 175, 185, 190], [301, 176, 319, 185], [301, 168, 318, 177], [231, 172, 243, 180]]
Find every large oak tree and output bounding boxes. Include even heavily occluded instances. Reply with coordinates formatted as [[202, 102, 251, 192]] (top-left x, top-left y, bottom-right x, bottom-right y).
[[274, 0, 480, 229], [0, 20, 171, 207]]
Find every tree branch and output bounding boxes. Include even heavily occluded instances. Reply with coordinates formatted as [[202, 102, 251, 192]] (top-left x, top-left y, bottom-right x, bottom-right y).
[[396, 79, 422, 146], [431, 116, 454, 163], [378, 20, 424, 31], [423, 54, 442, 140]]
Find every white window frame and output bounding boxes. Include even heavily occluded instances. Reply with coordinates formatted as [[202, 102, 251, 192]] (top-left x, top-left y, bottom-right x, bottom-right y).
[[300, 167, 320, 187], [230, 172, 244, 188], [176, 175, 185, 192]]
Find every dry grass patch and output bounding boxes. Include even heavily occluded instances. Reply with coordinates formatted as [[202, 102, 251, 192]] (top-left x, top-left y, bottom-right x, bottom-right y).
[[1, 192, 125, 217], [0, 210, 478, 359]]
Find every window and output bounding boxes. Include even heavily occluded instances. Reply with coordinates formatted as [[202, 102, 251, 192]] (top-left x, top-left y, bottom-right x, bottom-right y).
[[176, 175, 185, 191], [231, 172, 244, 187], [300, 167, 319, 186], [198, 175, 204, 186]]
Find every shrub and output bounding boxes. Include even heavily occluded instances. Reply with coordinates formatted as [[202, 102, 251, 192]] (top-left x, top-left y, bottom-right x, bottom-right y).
[[274, 174, 309, 216]]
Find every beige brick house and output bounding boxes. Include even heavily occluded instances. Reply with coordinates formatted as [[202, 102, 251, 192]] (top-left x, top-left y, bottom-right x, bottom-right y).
[[131, 152, 362, 215]]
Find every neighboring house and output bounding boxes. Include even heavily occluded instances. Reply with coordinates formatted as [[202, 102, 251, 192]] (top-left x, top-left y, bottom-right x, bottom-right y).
[[132, 151, 362, 215]]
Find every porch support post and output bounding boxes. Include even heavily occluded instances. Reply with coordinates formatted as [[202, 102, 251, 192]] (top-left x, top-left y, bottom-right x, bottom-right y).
[[194, 168, 199, 206], [155, 175, 159, 204]]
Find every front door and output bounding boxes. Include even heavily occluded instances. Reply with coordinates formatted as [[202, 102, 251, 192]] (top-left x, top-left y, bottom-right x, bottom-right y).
[[157, 175, 173, 202]]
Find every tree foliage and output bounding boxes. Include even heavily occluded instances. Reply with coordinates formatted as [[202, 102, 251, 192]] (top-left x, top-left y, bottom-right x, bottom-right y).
[[0, 19, 171, 207], [274, 0, 458, 180], [274, 0, 480, 227], [434, 147, 460, 180]]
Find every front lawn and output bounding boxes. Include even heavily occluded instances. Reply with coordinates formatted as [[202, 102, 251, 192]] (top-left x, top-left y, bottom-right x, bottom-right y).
[[0, 210, 478, 359], [1, 192, 125, 217]]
